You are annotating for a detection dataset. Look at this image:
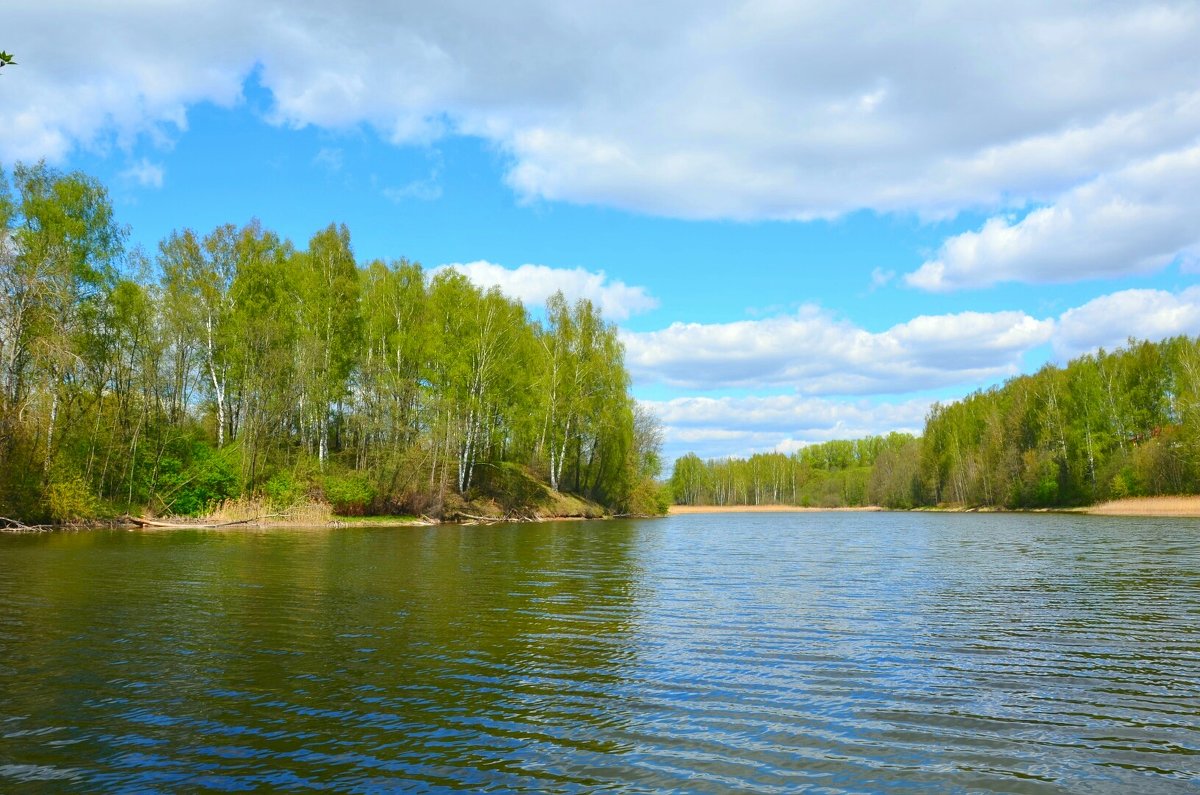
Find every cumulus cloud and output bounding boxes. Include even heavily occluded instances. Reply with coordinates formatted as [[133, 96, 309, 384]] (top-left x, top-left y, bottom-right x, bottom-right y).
[[908, 145, 1200, 290], [634, 284, 1200, 459], [4, 2, 1200, 225], [432, 261, 658, 321], [1054, 286, 1200, 358], [624, 306, 1053, 394], [644, 394, 932, 461], [636, 283, 1200, 460]]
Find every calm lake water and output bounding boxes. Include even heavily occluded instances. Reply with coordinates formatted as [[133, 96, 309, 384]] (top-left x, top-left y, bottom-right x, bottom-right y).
[[1, 513, 1199, 793]]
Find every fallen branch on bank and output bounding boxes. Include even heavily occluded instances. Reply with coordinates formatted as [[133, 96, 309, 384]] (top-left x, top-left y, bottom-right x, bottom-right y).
[[124, 515, 274, 529], [0, 516, 55, 533], [453, 512, 505, 525]]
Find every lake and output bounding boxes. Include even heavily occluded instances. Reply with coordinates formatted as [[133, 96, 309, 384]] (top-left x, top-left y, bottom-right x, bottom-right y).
[[1, 513, 1198, 793]]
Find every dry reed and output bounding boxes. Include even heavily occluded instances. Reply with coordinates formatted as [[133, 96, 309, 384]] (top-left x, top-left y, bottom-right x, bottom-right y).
[[1084, 496, 1200, 517], [202, 497, 333, 526]]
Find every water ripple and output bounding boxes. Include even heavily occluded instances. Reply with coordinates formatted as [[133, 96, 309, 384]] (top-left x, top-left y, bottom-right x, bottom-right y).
[[1, 514, 1199, 792]]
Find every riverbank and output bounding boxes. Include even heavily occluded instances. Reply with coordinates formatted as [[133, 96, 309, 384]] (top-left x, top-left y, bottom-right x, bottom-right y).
[[670, 497, 1200, 518], [669, 505, 883, 514], [147, 479, 615, 529]]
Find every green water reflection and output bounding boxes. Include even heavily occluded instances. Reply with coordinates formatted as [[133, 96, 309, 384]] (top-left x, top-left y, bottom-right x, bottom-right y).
[[2, 514, 1199, 793]]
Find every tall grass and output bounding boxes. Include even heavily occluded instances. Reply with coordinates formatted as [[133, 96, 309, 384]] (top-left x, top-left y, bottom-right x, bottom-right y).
[[202, 497, 333, 526], [1086, 496, 1200, 516]]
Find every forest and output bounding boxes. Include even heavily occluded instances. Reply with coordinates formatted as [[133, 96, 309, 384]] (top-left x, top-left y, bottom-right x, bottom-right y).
[[0, 162, 667, 523], [671, 336, 1200, 509]]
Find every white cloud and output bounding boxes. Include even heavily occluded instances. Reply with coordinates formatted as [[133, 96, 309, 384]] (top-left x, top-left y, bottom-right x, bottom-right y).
[[624, 306, 1053, 394], [119, 158, 164, 189], [635, 284, 1200, 459], [644, 394, 932, 461], [4, 3, 1200, 226], [1054, 286, 1200, 358], [908, 145, 1200, 290], [632, 283, 1200, 460], [1, 5, 249, 162], [432, 261, 657, 321]]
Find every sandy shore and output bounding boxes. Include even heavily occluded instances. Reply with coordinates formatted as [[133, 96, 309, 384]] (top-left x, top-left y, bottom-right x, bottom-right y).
[[668, 504, 883, 515]]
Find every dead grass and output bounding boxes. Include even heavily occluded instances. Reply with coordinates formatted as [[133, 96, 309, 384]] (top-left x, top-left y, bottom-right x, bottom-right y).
[[201, 497, 333, 526], [1084, 496, 1200, 517]]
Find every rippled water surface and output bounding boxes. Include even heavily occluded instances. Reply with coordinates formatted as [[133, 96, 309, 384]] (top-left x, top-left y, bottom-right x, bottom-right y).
[[2, 513, 1199, 793]]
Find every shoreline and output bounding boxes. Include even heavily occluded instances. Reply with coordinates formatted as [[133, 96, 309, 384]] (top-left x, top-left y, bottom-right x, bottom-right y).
[[8, 495, 1200, 534], [0, 510, 647, 534], [670, 495, 1200, 518], [669, 505, 883, 514]]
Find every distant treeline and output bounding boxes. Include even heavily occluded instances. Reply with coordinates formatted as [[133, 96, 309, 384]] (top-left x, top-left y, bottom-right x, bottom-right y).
[[672, 336, 1200, 509], [0, 162, 665, 522]]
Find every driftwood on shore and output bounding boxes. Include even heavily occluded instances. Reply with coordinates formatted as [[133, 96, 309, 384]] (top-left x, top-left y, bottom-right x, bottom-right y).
[[123, 515, 266, 530], [1, 516, 55, 534]]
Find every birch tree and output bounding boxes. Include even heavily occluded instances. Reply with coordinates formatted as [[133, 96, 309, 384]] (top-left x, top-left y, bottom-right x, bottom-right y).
[[296, 224, 361, 468]]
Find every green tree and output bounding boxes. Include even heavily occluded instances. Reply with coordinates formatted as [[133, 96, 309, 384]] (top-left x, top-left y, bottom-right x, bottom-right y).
[[295, 223, 361, 468]]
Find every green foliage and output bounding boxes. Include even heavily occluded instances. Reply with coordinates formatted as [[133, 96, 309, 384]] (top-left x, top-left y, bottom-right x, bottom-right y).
[[626, 479, 672, 516], [1, 162, 647, 523], [321, 472, 376, 515], [45, 474, 98, 522], [264, 470, 307, 509], [672, 336, 1200, 509], [670, 453, 709, 505], [156, 443, 239, 516], [670, 439, 906, 509]]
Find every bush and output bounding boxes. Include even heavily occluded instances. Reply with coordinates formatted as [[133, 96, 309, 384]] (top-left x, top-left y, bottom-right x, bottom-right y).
[[626, 478, 671, 516], [1109, 471, 1130, 500], [156, 443, 239, 515], [264, 470, 307, 509], [322, 472, 376, 515], [45, 474, 97, 522]]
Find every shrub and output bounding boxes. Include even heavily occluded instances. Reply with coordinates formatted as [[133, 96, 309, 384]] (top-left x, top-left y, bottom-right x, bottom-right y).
[[264, 470, 307, 509], [156, 443, 239, 515], [45, 475, 97, 522], [322, 472, 376, 515], [626, 478, 671, 516]]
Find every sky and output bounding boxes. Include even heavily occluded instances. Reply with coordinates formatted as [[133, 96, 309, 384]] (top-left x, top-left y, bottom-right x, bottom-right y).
[[5, 1, 1200, 463]]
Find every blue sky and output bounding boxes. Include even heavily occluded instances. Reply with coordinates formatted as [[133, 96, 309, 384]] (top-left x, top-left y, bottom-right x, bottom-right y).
[[5, 2, 1200, 462]]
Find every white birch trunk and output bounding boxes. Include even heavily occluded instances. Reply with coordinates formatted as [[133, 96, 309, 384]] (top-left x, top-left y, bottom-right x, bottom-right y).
[[206, 314, 225, 448]]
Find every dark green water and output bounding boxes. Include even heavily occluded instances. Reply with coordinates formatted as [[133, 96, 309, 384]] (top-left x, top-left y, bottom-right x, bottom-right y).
[[1, 513, 1199, 793]]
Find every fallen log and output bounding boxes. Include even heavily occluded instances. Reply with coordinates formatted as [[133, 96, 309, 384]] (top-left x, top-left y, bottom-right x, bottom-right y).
[[125, 515, 261, 529]]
